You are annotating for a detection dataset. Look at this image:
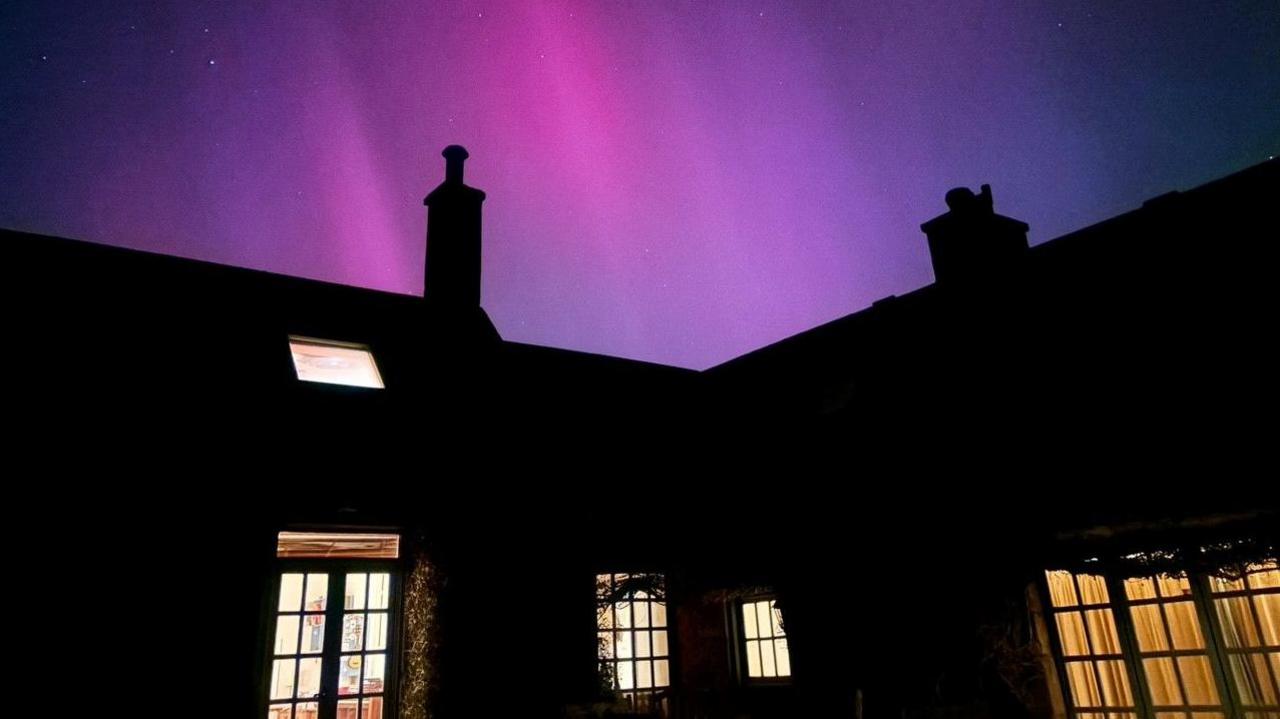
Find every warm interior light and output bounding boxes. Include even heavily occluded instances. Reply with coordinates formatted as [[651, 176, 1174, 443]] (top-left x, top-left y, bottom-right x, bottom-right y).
[[277, 532, 400, 559], [289, 337, 384, 389]]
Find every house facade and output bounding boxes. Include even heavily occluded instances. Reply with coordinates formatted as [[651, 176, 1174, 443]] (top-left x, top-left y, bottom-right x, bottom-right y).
[[6, 151, 1276, 719]]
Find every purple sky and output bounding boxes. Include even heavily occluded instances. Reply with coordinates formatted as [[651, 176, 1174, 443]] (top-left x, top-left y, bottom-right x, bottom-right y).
[[3, 1, 1277, 368]]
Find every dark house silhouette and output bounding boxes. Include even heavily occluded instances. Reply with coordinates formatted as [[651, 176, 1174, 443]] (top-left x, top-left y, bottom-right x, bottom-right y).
[[6, 150, 1275, 719]]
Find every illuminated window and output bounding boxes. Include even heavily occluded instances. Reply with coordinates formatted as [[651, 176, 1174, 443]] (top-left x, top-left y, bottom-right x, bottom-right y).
[[1044, 559, 1279, 719], [266, 532, 400, 719], [597, 573, 671, 712], [289, 336, 384, 389], [739, 598, 791, 680]]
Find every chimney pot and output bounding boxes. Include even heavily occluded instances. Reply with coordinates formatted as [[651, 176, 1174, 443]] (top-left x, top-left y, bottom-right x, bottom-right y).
[[443, 145, 469, 184]]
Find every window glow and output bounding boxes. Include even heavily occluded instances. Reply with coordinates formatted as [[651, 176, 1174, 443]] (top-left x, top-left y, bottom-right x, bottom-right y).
[[597, 573, 670, 711], [741, 599, 790, 679], [1045, 560, 1280, 719], [277, 532, 400, 559], [269, 570, 394, 719], [289, 336, 384, 389]]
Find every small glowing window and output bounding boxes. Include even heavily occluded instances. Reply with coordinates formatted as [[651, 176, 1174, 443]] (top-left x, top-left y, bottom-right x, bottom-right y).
[[289, 336, 384, 389], [741, 598, 791, 679]]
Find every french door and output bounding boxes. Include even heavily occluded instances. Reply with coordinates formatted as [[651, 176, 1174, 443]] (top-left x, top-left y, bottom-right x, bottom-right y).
[[265, 564, 399, 719]]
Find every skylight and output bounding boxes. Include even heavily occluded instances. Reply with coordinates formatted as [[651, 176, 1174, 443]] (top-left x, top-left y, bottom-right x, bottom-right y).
[[288, 336, 384, 389]]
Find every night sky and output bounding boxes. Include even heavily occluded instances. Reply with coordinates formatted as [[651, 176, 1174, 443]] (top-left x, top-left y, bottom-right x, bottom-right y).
[[3, 1, 1277, 368]]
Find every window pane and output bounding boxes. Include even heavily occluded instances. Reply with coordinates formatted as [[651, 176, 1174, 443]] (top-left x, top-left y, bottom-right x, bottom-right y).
[[364, 653, 386, 694], [598, 605, 614, 630], [746, 640, 762, 678], [275, 616, 300, 655], [1254, 595, 1279, 645], [616, 631, 633, 659], [1097, 660, 1133, 706], [651, 602, 667, 627], [1131, 605, 1170, 652], [743, 603, 758, 639], [368, 574, 390, 610], [634, 600, 650, 628], [1165, 602, 1205, 649], [771, 603, 785, 637], [271, 659, 297, 700], [1248, 561, 1280, 589], [267, 704, 292, 719], [280, 574, 304, 612], [1209, 574, 1245, 593], [1057, 612, 1090, 656], [1144, 658, 1184, 706], [300, 616, 325, 654], [1177, 656, 1221, 705], [1158, 575, 1192, 599], [337, 699, 359, 719], [1087, 610, 1123, 655], [1229, 653, 1279, 706], [297, 657, 322, 700], [339, 655, 362, 695], [652, 630, 668, 657], [1067, 661, 1102, 707], [598, 632, 614, 659], [761, 637, 777, 677], [655, 659, 670, 687], [1191, 714, 1225, 719], [342, 614, 365, 652], [1217, 597, 1263, 648], [775, 638, 791, 676], [636, 630, 651, 658], [616, 661, 634, 690], [1154, 713, 1184, 719], [1048, 571, 1080, 607], [1079, 575, 1111, 605], [616, 602, 632, 628], [304, 574, 328, 612], [756, 601, 773, 639], [367, 612, 387, 651], [362, 697, 384, 719], [1125, 578, 1158, 601], [636, 660, 653, 689], [345, 574, 366, 610]]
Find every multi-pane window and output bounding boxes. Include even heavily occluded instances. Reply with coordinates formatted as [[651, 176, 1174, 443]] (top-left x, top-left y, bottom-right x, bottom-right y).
[[1207, 563, 1280, 719], [741, 599, 791, 680], [1045, 571, 1138, 719], [1044, 559, 1279, 719], [596, 573, 672, 711], [1122, 573, 1223, 719], [266, 532, 400, 719]]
